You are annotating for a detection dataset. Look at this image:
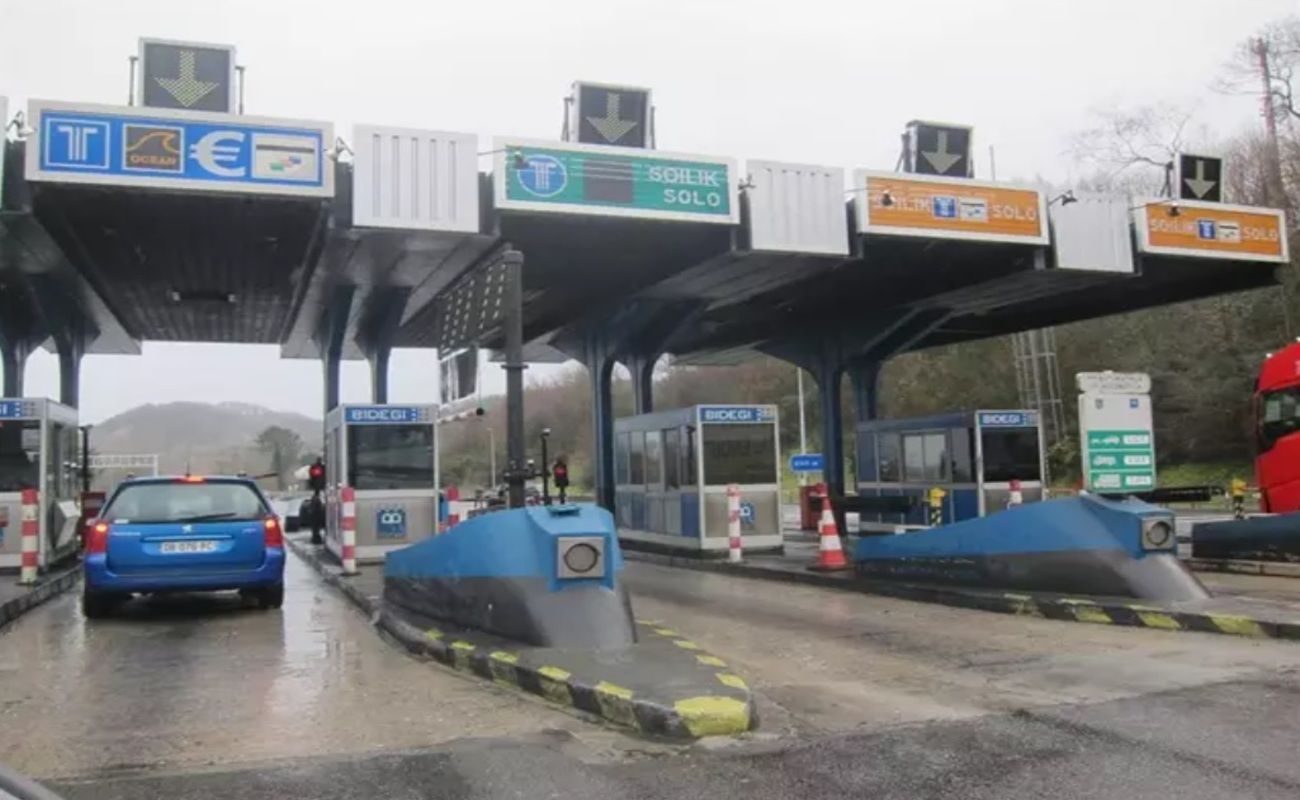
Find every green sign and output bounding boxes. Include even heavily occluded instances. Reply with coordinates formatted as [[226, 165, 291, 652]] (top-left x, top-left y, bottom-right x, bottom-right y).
[[1084, 429, 1156, 491], [495, 140, 736, 224]]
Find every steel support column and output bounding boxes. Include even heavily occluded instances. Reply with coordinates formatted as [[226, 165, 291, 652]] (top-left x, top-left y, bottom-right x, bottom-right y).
[[500, 251, 528, 509], [358, 287, 410, 406], [316, 285, 355, 418], [814, 358, 847, 495], [625, 352, 657, 415], [55, 334, 83, 409], [0, 338, 30, 397], [849, 361, 882, 424]]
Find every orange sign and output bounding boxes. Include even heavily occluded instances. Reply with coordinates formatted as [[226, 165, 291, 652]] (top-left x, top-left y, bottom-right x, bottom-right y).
[[1137, 201, 1288, 263], [855, 171, 1047, 245]]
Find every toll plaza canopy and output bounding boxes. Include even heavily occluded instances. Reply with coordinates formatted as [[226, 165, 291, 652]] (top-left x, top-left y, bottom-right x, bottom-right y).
[[0, 52, 1291, 509]]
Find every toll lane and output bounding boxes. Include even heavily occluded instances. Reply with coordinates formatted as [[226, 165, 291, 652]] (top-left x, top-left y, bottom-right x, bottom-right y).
[[0, 552, 591, 781], [623, 561, 1300, 735]]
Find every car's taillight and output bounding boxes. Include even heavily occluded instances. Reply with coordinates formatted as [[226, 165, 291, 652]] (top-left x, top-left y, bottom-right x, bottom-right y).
[[85, 520, 109, 555], [263, 516, 283, 548]]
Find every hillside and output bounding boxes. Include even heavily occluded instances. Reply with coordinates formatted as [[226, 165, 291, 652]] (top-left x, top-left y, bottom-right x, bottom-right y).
[[89, 402, 322, 479]]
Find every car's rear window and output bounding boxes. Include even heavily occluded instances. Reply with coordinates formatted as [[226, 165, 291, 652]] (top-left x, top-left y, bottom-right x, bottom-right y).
[[103, 482, 267, 523]]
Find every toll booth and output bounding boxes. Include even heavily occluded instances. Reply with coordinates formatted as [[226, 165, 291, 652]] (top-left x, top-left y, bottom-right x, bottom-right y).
[[324, 404, 438, 563], [0, 399, 82, 572], [613, 405, 782, 553], [855, 409, 1045, 530]]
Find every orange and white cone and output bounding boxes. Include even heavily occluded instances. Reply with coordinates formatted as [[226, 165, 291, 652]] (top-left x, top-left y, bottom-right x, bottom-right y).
[[809, 485, 849, 572]]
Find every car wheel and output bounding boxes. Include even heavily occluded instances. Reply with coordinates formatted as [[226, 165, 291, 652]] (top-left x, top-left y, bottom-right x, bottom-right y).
[[82, 590, 114, 619], [258, 583, 285, 610]]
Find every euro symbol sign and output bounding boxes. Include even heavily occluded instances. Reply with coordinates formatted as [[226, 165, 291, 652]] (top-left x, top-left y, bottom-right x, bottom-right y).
[[191, 130, 246, 177]]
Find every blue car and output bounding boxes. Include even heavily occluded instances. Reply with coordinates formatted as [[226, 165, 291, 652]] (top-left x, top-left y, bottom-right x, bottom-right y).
[[82, 476, 286, 618]]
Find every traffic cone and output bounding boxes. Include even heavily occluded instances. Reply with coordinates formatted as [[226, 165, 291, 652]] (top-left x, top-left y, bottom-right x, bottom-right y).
[[809, 487, 850, 572]]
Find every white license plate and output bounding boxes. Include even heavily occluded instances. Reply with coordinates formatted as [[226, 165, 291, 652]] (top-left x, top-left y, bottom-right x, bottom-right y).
[[160, 540, 220, 554]]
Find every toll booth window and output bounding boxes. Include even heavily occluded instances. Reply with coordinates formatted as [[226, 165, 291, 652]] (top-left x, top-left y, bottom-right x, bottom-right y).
[[663, 428, 681, 489], [629, 432, 645, 485], [644, 431, 665, 489], [1259, 387, 1300, 451], [0, 420, 40, 492], [615, 433, 631, 485], [902, 432, 948, 482], [878, 433, 902, 482], [982, 429, 1042, 482], [701, 423, 777, 485], [951, 428, 974, 483], [684, 426, 697, 485], [346, 424, 435, 490]]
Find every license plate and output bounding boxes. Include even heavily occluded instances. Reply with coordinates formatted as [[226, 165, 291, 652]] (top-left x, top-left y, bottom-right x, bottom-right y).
[[160, 540, 219, 554]]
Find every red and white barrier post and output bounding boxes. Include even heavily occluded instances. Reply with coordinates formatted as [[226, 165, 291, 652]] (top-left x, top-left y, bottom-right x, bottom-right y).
[[1007, 478, 1023, 509], [727, 483, 742, 563], [19, 488, 39, 585], [340, 486, 358, 575]]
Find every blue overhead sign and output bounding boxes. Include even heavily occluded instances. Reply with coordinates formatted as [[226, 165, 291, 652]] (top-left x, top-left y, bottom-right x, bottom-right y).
[[0, 400, 34, 419], [699, 405, 777, 424], [26, 100, 333, 198], [789, 453, 824, 472], [978, 411, 1037, 428], [344, 406, 432, 425]]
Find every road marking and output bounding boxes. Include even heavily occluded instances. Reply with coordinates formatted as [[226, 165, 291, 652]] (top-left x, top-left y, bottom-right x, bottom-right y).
[[1208, 614, 1267, 637], [537, 665, 573, 705], [424, 629, 444, 641], [1004, 593, 1043, 616], [1127, 606, 1182, 630], [489, 651, 520, 686], [696, 655, 727, 667], [450, 640, 476, 670], [673, 696, 751, 738], [653, 627, 678, 636], [716, 673, 747, 690], [594, 681, 639, 729], [1059, 600, 1113, 625], [673, 639, 702, 650]]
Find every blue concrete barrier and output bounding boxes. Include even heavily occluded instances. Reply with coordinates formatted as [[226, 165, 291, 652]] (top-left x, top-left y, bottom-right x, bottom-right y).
[[854, 495, 1208, 601], [384, 504, 636, 647]]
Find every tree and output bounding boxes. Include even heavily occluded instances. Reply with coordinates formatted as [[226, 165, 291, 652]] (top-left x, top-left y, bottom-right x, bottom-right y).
[[255, 426, 303, 490]]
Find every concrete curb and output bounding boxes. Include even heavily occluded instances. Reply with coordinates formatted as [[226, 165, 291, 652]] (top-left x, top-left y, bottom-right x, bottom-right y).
[[0, 566, 81, 631], [624, 550, 1300, 642], [287, 537, 756, 738], [1187, 558, 1300, 579]]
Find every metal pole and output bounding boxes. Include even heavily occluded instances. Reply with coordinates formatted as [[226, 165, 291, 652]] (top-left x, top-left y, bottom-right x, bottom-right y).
[[127, 56, 138, 105], [796, 367, 807, 487], [540, 433, 551, 505], [488, 425, 496, 488], [80, 425, 92, 493], [502, 250, 527, 509], [235, 65, 246, 115]]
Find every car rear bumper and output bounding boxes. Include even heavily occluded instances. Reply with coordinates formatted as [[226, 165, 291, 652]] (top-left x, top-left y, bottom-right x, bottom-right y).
[[83, 549, 286, 593]]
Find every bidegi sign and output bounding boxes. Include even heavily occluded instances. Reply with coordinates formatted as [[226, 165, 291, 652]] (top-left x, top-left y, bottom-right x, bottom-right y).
[[26, 100, 333, 198], [344, 406, 430, 424], [494, 137, 737, 224], [699, 406, 777, 424]]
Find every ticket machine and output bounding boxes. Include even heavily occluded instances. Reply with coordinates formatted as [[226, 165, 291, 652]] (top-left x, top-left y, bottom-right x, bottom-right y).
[[324, 404, 438, 563], [0, 398, 82, 572]]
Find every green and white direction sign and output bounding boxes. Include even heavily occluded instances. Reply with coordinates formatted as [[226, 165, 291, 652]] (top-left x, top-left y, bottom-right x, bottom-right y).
[[493, 138, 737, 224], [1077, 372, 1156, 492]]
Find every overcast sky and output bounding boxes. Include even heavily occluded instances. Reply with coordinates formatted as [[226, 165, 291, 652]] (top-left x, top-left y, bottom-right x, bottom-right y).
[[2, 0, 1294, 423]]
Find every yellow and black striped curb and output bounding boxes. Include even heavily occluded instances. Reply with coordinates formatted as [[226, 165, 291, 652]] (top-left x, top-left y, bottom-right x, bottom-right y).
[[0, 565, 81, 631], [287, 537, 756, 738], [378, 610, 756, 739], [623, 550, 1300, 642]]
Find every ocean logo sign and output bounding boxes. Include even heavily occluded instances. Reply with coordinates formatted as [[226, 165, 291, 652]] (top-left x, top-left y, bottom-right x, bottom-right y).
[[124, 124, 183, 174], [376, 508, 407, 538], [738, 501, 756, 529], [516, 153, 568, 198], [34, 105, 329, 195]]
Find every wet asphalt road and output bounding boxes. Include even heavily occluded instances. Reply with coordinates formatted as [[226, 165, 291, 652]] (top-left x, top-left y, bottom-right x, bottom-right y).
[[6, 557, 1300, 798]]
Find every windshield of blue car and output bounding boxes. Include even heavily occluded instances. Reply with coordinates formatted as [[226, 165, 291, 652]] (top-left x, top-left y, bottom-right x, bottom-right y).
[[102, 482, 268, 524]]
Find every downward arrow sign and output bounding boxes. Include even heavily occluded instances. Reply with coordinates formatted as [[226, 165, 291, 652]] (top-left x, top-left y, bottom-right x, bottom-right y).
[[921, 131, 962, 175], [586, 93, 638, 144], [156, 50, 219, 108], [1183, 159, 1217, 199]]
